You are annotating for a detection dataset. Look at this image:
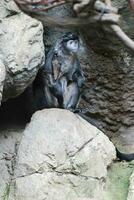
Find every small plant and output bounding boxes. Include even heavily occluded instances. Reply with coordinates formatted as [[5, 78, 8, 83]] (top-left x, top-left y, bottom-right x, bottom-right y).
[[2, 183, 10, 200]]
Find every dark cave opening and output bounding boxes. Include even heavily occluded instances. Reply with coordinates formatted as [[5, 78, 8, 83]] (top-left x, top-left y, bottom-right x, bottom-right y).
[[0, 88, 33, 128]]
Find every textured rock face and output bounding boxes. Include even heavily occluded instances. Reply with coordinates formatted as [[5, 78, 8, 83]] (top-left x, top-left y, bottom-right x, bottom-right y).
[[0, 0, 44, 102], [6, 109, 116, 200], [78, 0, 134, 141]]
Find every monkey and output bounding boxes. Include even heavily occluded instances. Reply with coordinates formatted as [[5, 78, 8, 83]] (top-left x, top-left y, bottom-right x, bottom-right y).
[[33, 32, 85, 111], [43, 32, 85, 109], [44, 32, 85, 109]]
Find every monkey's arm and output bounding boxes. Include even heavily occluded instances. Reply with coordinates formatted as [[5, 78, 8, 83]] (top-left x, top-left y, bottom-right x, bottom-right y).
[[49, 76, 67, 108], [72, 59, 85, 88], [32, 68, 58, 110], [44, 47, 57, 86]]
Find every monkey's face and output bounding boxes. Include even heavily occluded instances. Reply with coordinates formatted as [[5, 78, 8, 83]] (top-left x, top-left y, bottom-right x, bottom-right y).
[[66, 39, 79, 53]]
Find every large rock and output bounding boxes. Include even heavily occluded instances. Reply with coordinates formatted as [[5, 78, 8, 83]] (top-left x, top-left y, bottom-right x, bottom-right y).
[[0, 0, 44, 103], [8, 109, 116, 200]]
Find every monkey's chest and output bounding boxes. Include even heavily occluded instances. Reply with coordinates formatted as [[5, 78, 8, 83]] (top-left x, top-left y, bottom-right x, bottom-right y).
[[52, 55, 74, 80]]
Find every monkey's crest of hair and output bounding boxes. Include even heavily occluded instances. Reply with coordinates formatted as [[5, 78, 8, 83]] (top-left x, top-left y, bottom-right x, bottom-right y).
[[62, 32, 79, 42]]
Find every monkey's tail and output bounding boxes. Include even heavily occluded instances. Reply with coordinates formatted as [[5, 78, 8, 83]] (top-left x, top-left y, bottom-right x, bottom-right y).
[[116, 148, 134, 161]]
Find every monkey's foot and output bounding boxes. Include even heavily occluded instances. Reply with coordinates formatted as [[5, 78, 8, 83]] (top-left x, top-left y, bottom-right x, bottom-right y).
[[73, 108, 89, 114]]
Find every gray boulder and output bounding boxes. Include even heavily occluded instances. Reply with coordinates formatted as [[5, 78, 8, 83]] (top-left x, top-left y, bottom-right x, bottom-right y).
[[0, 0, 44, 103], [8, 109, 116, 200]]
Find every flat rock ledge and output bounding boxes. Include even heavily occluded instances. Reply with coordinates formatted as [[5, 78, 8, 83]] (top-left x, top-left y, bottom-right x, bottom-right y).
[[3, 109, 115, 200]]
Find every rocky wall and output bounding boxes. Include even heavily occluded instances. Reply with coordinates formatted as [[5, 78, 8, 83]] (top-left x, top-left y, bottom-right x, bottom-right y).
[[79, 0, 134, 149]]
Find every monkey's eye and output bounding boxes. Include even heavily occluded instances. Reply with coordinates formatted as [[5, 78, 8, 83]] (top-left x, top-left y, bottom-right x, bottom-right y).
[[69, 40, 74, 44]]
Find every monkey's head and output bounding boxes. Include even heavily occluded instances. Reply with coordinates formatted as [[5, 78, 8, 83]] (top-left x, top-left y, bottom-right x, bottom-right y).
[[61, 32, 79, 53]]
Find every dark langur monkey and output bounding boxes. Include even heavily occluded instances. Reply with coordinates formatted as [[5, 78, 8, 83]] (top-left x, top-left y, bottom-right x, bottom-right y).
[[33, 32, 85, 111], [44, 32, 85, 110]]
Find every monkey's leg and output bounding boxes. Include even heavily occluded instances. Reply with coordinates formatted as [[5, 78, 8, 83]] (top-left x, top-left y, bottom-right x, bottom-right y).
[[44, 84, 59, 108], [50, 76, 67, 108], [33, 84, 58, 111], [63, 82, 80, 111]]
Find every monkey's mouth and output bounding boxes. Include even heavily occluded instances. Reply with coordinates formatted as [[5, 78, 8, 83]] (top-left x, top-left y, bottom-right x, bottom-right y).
[[14, 0, 67, 12]]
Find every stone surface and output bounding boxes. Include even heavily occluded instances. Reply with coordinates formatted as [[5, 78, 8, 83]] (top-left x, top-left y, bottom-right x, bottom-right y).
[[0, 0, 44, 103], [7, 109, 116, 200], [77, 0, 134, 142]]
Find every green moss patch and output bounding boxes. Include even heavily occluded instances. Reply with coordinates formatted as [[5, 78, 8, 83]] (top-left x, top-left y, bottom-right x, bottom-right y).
[[104, 161, 134, 200], [2, 183, 10, 200]]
